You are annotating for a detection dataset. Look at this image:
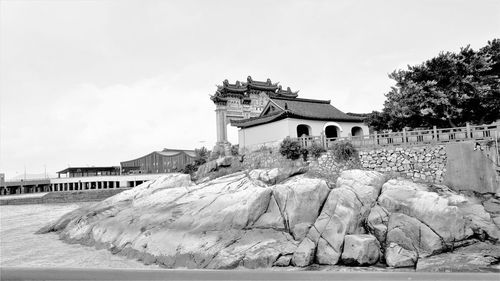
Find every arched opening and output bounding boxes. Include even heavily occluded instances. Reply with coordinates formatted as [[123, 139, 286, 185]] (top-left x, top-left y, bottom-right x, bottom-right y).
[[325, 125, 339, 138], [351, 126, 363, 137], [296, 124, 311, 137]]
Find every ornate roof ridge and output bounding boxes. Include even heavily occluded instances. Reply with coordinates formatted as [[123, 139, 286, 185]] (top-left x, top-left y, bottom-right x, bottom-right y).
[[271, 96, 331, 104]]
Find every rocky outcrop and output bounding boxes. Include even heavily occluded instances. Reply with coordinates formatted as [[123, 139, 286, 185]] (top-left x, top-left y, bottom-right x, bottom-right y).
[[305, 170, 386, 265], [38, 168, 500, 271], [341, 234, 380, 265], [385, 213, 443, 267], [416, 242, 500, 272]]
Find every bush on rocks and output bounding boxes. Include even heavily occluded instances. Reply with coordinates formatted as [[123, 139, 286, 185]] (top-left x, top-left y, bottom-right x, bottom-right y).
[[330, 141, 355, 161], [279, 137, 307, 160], [307, 142, 326, 159]]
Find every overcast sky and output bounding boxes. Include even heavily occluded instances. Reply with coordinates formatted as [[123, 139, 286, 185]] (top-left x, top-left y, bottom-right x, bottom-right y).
[[1, 0, 499, 179]]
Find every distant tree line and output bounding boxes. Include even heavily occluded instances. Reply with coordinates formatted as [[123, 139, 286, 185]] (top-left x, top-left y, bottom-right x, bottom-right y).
[[365, 39, 500, 131]]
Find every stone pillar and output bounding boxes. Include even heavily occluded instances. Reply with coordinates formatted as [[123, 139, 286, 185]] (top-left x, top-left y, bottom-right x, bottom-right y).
[[215, 106, 227, 144]]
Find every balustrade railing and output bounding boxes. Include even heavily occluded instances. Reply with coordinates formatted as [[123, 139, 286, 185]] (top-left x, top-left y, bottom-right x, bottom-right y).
[[293, 122, 500, 150]]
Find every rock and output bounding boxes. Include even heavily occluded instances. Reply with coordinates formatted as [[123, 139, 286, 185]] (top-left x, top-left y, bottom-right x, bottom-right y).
[[336, 170, 387, 205], [274, 255, 292, 267], [40, 173, 300, 269], [416, 242, 500, 272], [272, 176, 329, 240], [307, 170, 386, 265], [208, 229, 296, 269], [252, 195, 285, 230], [386, 213, 444, 259], [378, 179, 500, 244], [215, 156, 234, 168], [291, 237, 315, 267], [195, 160, 218, 180], [366, 205, 389, 247], [341, 234, 380, 265], [248, 166, 308, 185], [385, 242, 417, 268]]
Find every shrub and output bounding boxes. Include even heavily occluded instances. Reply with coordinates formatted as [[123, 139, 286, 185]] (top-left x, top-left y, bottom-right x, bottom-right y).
[[181, 163, 198, 175], [307, 142, 326, 159], [194, 147, 209, 166], [279, 137, 307, 160], [230, 144, 239, 156], [330, 141, 356, 161]]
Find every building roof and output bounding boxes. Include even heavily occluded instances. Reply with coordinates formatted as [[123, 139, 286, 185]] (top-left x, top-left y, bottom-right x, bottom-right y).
[[231, 97, 364, 128], [120, 148, 196, 165], [57, 166, 120, 174], [211, 76, 299, 104]]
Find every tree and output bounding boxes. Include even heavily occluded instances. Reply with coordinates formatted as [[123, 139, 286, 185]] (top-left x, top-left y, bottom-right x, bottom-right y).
[[375, 39, 500, 131], [194, 147, 209, 166]]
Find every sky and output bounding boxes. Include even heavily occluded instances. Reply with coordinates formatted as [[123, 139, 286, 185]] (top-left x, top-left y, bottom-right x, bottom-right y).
[[1, 0, 499, 179]]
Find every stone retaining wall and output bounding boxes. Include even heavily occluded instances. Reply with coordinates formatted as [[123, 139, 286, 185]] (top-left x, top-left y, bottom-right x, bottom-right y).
[[241, 147, 307, 170], [358, 145, 447, 183], [240, 144, 448, 185]]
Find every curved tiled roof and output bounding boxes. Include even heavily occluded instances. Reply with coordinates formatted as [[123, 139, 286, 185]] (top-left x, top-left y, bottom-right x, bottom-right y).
[[231, 97, 364, 128]]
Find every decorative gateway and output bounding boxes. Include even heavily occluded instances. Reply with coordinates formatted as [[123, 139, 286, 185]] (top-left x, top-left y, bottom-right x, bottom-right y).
[[210, 76, 298, 153]]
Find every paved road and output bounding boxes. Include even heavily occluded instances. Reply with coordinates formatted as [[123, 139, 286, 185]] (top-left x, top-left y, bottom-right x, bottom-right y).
[[1, 268, 499, 281]]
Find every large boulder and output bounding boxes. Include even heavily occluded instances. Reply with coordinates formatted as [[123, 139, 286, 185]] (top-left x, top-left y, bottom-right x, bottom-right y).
[[305, 170, 386, 265], [385, 213, 444, 268], [272, 175, 330, 240], [341, 234, 380, 265], [291, 237, 315, 267], [39, 173, 301, 269], [248, 166, 308, 185], [416, 242, 500, 272], [385, 242, 417, 268], [378, 179, 499, 245], [366, 205, 389, 247]]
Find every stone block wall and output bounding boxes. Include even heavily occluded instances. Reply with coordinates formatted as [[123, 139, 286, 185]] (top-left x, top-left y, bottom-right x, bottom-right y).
[[307, 151, 362, 184], [358, 145, 447, 183], [241, 147, 307, 170], [240, 144, 448, 185]]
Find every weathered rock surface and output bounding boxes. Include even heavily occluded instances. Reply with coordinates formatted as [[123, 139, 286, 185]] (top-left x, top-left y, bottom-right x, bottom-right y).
[[248, 166, 308, 185], [385, 213, 443, 267], [272, 176, 329, 240], [38, 168, 499, 271], [291, 237, 315, 267], [366, 205, 389, 247], [341, 234, 380, 265], [306, 170, 386, 265], [378, 179, 500, 245], [416, 242, 500, 272], [385, 242, 417, 268]]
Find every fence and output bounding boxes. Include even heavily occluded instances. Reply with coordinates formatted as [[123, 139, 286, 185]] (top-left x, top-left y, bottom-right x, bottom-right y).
[[293, 123, 500, 151]]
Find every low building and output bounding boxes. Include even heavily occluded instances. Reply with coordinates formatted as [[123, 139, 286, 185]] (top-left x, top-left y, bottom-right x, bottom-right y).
[[120, 148, 196, 174], [231, 97, 368, 151], [57, 167, 121, 178]]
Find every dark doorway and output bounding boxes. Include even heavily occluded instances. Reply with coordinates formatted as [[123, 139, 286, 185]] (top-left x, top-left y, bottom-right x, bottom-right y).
[[351, 126, 363, 136], [325, 126, 339, 138], [297, 124, 311, 137]]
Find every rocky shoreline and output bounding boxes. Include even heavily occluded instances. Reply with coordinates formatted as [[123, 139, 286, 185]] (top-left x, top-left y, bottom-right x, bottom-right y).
[[37, 168, 500, 272]]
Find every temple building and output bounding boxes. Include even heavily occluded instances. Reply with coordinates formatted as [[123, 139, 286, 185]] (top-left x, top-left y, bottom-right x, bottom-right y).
[[210, 76, 299, 151], [120, 148, 196, 174], [210, 76, 368, 152]]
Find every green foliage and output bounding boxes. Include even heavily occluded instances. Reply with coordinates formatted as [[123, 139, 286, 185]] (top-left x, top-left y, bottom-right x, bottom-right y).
[[194, 147, 209, 166], [330, 141, 356, 161], [182, 147, 209, 175], [181, 163, 198, 175], [279, 137, 307, 160], [230, 144, 239, 156], [372, 39, 500, 131], [307, 142, 326, 159]]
